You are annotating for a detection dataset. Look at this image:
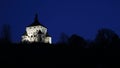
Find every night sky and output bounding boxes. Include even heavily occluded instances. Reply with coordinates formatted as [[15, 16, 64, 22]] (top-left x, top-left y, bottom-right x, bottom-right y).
[[0, 0, 120, 43]]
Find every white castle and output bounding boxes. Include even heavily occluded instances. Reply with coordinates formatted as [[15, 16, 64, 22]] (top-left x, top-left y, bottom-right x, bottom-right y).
[[21, 14, 52, 44]]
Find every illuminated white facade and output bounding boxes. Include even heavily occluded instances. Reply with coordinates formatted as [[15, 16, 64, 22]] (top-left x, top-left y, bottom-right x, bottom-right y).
[[22, 14, 52, 44]]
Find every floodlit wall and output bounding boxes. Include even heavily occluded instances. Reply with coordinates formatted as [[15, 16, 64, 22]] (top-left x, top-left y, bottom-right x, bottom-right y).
[[22, 25, 51, 44]]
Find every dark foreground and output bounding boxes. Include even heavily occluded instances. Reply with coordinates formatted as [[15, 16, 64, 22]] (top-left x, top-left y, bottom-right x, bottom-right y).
[[0, 42, 120, 68]]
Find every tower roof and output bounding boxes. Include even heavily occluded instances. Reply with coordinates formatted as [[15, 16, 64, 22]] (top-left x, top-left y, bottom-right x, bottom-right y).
[[27, 14, 46, 28]]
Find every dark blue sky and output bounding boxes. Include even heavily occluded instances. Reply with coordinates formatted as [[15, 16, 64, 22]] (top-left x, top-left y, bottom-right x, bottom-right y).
[[0, 0, 120, 43]]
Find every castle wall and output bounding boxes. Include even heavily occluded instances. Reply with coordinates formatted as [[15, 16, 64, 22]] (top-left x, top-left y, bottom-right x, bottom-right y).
[[26, 25, 47, 36], [44, 37, 52, 44], [22, 25, 51, 44]]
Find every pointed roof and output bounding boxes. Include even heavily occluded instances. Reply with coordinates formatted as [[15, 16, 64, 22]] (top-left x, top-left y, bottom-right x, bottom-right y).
[[27, 14, 46, 28]]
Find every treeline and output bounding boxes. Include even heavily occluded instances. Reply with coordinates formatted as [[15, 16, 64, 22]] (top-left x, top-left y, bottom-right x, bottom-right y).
[[0, 24, 120, 48], [0, 25, 120, 67]]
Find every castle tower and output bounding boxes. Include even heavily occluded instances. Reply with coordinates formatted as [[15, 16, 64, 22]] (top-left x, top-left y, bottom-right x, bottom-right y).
[[21, 14, 52, 44]]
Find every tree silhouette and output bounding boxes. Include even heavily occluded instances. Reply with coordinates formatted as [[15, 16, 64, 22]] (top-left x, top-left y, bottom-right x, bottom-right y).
[[1, 24, 11, 43], [68, 34, 86, 48], [94, 28, 119, 48], [55, 33, 69, 48]]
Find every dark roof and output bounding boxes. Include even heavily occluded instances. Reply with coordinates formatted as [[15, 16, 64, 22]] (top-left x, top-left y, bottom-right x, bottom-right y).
[[22, 31, 27, 36], [27, 14, 46, 28]]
